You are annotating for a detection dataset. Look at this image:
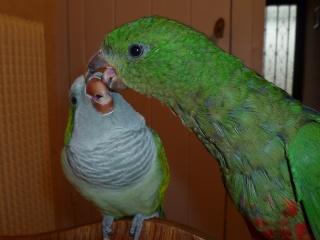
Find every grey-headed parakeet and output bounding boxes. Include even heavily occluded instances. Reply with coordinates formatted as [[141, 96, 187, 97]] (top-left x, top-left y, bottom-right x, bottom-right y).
[[86, 17, 320, 239], [62, 75, 169, 240]]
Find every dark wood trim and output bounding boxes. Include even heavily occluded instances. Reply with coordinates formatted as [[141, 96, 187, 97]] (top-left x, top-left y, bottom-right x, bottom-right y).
[[292, 1, 307, 100], [267, 0, 299, 6]]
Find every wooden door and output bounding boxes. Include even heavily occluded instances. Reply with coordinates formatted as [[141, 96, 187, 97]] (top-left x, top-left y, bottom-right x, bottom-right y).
[[55, 1, 265, 239]]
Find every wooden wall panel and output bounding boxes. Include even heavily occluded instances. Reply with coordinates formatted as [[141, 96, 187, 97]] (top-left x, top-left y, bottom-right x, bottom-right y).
[[152, 0, 191, 23], [302, 0, 320, 111], [231, 0, 265, 74], [68, 0, 86, 80], [54, 0, 75, 230], [115, 0, 151, 26], [187, 133, 227, 239], [151, 101, 190, 223], [84, 0, 115, 61], [191, 0, 231, 52]]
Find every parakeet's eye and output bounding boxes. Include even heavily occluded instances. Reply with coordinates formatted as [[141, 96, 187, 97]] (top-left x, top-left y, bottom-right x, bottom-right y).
[[71, 96, 78, 106], [129, 44, 144, 58]]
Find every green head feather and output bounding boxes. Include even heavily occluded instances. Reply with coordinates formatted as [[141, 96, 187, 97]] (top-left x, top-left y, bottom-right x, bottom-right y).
[[102, 17, 241, 104]]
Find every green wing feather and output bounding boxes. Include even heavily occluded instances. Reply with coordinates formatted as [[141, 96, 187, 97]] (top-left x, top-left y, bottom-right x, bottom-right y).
[[288, 121, 320, 238], [64, 105, 75, 146], [149, 128, 170, 217]]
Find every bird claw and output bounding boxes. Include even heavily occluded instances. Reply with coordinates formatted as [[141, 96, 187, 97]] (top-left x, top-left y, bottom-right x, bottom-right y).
[[102, 215, 114, 240], [130, 212, 159, 240]]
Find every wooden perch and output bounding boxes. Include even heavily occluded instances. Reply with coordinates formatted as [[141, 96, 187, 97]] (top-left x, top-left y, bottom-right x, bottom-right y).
[[0, 218, 216, 240]]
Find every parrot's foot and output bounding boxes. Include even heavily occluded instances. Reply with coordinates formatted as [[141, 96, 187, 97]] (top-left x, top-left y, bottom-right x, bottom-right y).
[[130, 212, 159, 240], [102, 215, 114, 240]]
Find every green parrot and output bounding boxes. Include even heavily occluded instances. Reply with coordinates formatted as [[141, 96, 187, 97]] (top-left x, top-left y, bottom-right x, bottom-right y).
[[85, 17, 320, 239], [62, 74, 169, 240]]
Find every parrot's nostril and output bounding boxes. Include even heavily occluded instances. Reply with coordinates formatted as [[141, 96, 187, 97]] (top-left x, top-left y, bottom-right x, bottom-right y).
[[95, 94, 103, 100]]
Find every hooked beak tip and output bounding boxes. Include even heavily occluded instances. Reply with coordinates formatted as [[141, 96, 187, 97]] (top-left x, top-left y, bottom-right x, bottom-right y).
[[85, 51, 108, 81]]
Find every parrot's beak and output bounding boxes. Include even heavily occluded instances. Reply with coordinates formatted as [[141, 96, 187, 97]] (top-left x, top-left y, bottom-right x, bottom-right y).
[[85, 72, 114, 115], [85, 51, 107, 81], [85, 51, 128, 91]]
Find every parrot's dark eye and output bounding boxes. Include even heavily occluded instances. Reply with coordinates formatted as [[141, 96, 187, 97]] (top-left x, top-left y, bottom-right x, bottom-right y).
[[129, 44, 144, 58], [71, 96, 78, 105]]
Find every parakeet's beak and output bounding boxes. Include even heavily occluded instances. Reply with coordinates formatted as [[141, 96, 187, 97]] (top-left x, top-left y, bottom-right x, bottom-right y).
[[85, 73, 114, 115], [85, 51, 107, 80], [85, 51, 128, 91]]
